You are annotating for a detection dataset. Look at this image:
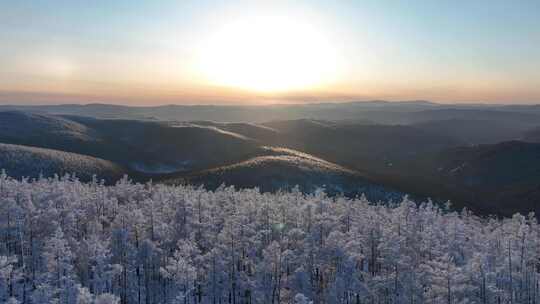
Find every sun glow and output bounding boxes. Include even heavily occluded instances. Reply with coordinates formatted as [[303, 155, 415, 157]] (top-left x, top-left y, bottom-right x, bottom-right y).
[[195, 15, 341, 93]]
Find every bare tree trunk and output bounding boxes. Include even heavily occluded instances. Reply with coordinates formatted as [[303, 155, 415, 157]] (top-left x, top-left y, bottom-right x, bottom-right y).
[[509, 239, 514, 304]]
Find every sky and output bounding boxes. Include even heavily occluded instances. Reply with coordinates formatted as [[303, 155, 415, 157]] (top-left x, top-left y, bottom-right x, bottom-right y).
[[1, 0, 539, 105]]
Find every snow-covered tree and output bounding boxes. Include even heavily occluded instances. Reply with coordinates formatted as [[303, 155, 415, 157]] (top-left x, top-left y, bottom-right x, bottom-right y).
[[0, 173, 539, 303]]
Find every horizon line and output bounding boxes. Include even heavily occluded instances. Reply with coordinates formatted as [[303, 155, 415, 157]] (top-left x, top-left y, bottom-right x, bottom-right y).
[[1, 99, 540, 108]]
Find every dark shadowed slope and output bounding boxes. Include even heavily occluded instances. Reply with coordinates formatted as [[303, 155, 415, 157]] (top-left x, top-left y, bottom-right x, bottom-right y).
[[523, 127, 540, 143], [0, 111, 99, 143], [418, 141, 540, 215], [435, 141, 540, 187], [0, 143, 125, 182], [407, 109, 540, 126], [254, 119, 540, 216], [67, 118, 263, 173], [411, 119, 530, 144], [261, 119, 459, 174]]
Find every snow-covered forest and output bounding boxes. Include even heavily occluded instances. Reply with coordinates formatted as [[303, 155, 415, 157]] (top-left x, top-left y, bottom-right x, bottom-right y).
[[0, 172, 539, 304]]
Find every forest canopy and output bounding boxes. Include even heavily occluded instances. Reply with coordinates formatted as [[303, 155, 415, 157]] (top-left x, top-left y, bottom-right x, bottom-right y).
[[0, 173, 538, 304]]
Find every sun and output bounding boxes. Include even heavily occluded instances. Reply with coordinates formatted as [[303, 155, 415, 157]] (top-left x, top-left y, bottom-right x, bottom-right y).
[[195, 15, 340, 93]]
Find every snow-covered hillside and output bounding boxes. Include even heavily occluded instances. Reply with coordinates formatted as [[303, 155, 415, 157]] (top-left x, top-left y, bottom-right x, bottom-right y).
[[0, 143, 125, 181], [0, 174, 537, 303], [175, 146, 405, 202]]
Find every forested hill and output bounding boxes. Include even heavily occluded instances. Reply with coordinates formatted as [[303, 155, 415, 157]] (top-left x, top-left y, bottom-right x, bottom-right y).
[[0, 174, 538, 304], [0, 143, 126, 182]]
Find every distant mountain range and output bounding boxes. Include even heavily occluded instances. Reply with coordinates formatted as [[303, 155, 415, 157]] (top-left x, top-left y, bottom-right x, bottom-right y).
[[2, 100, 540, 123], [0, 101, 539, 216]]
